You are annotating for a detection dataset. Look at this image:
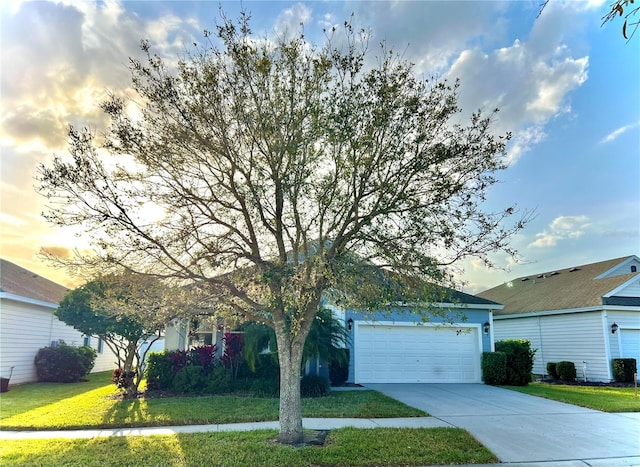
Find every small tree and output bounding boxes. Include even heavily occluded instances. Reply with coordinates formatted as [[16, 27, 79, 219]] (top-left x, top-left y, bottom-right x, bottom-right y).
[[56, 271, 194, 397]]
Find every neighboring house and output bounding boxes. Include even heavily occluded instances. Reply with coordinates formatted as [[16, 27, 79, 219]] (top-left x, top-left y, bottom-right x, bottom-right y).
[[478, 255, 640, 382], [0, 259, 116, 385]]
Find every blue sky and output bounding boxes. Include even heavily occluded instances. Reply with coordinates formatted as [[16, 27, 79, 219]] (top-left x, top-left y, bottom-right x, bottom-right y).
[[1, 1, 638, 292]]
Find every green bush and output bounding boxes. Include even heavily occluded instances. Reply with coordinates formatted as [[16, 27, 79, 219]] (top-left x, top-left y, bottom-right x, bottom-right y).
[[546, 362, 558, 379], [173, 365, 206, 393], [481, 352, 506, 385], [329, 349, 350, 386], [145, 351, 174, 390], [249, 377, 280, 397], [204, 366, 233, 394], [300, 374, 330, 397], [34, 342, 96, 383], [556, 361, 576, 381], [495, 339, 536, 386], [612, 358, 637, 383]]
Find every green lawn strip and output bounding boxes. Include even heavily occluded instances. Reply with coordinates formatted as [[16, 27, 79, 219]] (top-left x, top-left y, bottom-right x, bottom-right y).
[[0, 428, 497, 466], [1, 375, 425, 430], [505, 383, 640, 412]]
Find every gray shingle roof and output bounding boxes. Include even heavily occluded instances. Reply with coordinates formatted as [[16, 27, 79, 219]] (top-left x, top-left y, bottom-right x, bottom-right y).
[[0, 258, 69, 304], [478, 256, 639, 315]]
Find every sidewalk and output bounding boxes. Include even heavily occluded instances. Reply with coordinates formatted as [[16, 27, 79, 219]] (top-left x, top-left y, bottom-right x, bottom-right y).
[[0, 416, 451, 439]]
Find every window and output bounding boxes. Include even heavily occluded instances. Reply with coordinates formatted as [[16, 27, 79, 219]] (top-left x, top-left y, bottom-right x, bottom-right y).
[[97, 337, 104, 354], [83, 336, 91, 347], [631, 265, 637, 273]]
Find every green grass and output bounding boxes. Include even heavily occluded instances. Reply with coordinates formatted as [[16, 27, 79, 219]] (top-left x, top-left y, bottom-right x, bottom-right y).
[[0, 428, 497, 466], [0, 372, 425, 430], [505, 383, 640, 412]]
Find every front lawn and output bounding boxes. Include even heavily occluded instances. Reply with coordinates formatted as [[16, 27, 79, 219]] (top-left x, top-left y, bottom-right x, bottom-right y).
[[505, 383, 640, 412], [0, 428, 497, 466], [0, 372, 425, 430]]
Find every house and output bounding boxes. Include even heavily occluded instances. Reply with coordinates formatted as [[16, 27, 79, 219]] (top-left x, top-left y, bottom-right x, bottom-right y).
[[165, 285, 502, 384], [478, 255, 640, 382], [0, 258, 116, 385]]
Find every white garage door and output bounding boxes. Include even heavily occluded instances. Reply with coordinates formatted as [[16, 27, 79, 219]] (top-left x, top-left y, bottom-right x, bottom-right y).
[[354, 324, 481, 383], [620, 329, 640, 363]]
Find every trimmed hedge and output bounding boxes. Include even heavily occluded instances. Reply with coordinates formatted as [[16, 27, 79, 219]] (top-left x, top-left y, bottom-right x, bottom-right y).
[[495, 339, 536, 386], [556, 361, 576, 381], [612, 358, 637, 383], [34, 342, 96, 383], [546, 362, 558, 379], [145, 350, 174, 390], [482, 352, 506, 385]]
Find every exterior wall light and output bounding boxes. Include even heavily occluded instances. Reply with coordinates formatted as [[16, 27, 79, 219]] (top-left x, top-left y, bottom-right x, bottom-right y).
[[611, 322, 619, 334], [347, 318, 354, 331], [483, 321, 490, 335]]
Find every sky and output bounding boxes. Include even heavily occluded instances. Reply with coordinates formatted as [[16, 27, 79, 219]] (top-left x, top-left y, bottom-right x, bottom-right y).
[[0, 0, 638, 293]]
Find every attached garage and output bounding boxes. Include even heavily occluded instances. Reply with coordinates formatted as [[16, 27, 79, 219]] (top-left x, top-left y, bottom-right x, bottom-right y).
[[353, 322, 483, 384], [620, 328, 640, 363]]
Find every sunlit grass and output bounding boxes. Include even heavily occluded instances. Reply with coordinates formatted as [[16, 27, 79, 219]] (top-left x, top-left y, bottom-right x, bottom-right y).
[[505, 383, 640, 412], [0, 373, 425, 430], [0, 428, 497, 466]]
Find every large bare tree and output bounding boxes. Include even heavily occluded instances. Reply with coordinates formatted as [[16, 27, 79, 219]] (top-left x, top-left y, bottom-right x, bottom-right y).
[[38, 13, 528, 444]]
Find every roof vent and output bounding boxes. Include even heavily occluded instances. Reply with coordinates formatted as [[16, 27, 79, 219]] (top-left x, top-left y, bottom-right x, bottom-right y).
[[569, 267, 580, 272], [549, 271, 559, 276], [537, 274, 544, 278], [632, 265, 637, 273], [521, 277, 529, 281]]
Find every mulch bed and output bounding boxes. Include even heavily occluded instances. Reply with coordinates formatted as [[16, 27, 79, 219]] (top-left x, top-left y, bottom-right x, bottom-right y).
[[540, 378, 636, 388]]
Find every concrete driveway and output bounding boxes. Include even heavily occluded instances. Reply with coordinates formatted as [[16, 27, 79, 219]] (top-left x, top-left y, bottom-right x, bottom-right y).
[[365, 383, 640, 464]]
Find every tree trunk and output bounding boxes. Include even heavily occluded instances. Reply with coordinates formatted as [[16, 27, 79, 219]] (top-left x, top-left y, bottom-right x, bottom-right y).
[[275, 329, 305, 444], [122, 342, 138, 398]]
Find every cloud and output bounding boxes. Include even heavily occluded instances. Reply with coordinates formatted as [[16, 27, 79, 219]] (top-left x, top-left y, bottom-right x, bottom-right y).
[[529, 215, 592, 248], [600, 121, 640, 144]]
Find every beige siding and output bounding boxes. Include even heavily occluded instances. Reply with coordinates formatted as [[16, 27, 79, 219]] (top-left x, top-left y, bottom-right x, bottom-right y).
[[495, 311, 611, 381], [1, 298, 116, 385]]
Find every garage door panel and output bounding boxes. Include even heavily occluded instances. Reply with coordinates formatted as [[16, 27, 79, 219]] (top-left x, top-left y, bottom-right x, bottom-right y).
[[354, 324, 480, 383]]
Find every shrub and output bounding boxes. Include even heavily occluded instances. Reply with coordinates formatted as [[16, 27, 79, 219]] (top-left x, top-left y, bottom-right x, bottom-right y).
[[482, 352, 506, 385], [173, 365, 206, 393], [546, 362, 558, 379], [249, 377, 280, 397], [556, 361, 576, 381], [329, 349, 350, 386], [112, 368, 137, 389], [34, 342, 95, 383], [204, 366, 233, 394], [145, 351, 174, 390], [76, 345, 97, 375], [612, 358, 637, 383], [300, 374, 330, 397], [495, 339, 536, 386], [190, 345, 217, 373]]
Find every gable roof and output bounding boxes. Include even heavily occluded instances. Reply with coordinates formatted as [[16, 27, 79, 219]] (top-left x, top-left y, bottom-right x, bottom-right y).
[[0, 258, 69, 305], [478, 256, 640, 315]]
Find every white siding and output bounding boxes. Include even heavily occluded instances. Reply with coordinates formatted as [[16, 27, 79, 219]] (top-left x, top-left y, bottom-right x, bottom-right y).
[[612, 279, 640, 297], [495, 311, 611, 381], [599, 258, 640, 278], [0, 298, 116, 385]]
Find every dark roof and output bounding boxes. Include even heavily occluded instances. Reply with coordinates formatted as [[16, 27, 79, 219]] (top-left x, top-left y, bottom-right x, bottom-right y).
[[445, 288, 501, 306], [0, 258, 69, 304], [478, 256, 639, 315], [603, 296, 640, 306]]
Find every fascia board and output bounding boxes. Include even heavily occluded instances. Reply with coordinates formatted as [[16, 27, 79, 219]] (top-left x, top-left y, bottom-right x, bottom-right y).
[[0, 292, 58, 309]]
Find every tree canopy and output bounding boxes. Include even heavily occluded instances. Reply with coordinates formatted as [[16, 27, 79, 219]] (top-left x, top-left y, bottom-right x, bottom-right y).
[[38, 12, 528, 443]]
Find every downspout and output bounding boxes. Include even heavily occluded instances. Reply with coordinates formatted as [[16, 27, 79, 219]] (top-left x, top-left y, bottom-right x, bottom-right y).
[[537, 316, 545, 377], [602, 310, 613, 381]]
